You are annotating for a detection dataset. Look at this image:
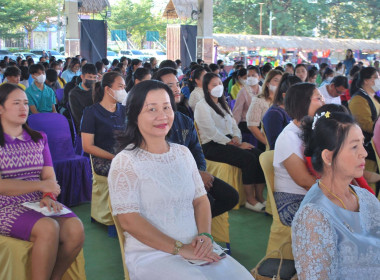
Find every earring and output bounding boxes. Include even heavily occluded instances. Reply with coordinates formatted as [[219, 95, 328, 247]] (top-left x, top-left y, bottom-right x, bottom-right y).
[[327, 162, 331, 166]]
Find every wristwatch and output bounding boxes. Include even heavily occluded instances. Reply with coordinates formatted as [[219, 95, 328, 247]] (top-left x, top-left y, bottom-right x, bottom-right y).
[[173, 240, 183, 255]]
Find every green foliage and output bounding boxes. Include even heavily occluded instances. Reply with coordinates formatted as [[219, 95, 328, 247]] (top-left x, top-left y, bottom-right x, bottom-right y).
[[213, 0, 380, 39], [0, 0, 62, 48], [108, 0, 167, 49]]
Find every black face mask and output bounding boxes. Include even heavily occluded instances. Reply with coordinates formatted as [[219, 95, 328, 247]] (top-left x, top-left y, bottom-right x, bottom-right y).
[[220, 65, 224, 69], [84, 79, 96, 88]]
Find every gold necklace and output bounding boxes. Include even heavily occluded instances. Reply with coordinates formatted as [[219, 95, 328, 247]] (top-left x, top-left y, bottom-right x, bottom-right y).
[[319, 180, 359, 210]]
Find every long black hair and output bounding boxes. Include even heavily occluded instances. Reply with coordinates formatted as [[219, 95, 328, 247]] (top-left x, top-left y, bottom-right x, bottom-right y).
[[301, 105, 356, 173], [202, 72, 230, 118], [189, 66, 205, 93], [273, 73, 301, 106], [0, 84, 42, 146], [93, 71, 123, 104], [117, 80, 175, 152]]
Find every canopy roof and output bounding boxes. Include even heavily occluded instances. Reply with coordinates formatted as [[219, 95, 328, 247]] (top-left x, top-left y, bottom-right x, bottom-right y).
[[163, 0, 198, 20], [79, 0, 110, 13], [213, 34, 380, 51]]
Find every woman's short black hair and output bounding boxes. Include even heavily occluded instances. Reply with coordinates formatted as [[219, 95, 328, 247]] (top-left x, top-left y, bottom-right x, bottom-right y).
[[301, 104, 356, 173], [247, 65, 261, 76], [285, 82, 316, 121], [273, 73, 302, 106], [236, 68, 247, 78], [209, 63, 219, 72], [117, 80, 175, 152], [0, 84, 42, 146]]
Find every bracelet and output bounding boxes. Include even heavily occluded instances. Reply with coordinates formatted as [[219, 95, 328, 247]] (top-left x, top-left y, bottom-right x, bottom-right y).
[[43, 192, 57, 201], [198, 232, 213, 243]]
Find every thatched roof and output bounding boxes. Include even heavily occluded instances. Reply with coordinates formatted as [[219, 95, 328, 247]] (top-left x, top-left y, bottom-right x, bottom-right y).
[[79, 0, 110, 13], [213, 34, 380, 51], [163, 0, 198, 20]]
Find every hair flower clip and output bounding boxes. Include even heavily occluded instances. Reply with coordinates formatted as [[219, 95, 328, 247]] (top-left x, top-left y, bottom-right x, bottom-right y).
[[312, 111, 331, 130]]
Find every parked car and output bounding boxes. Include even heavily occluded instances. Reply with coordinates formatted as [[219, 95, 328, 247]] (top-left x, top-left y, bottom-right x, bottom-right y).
[[0, 50, 17, 61], [141, 49, 167, 64], [107, 51, 120, 63], [119, 49, 149, 62], [13, 52, 39, 60], [30, 49, 66, 61]]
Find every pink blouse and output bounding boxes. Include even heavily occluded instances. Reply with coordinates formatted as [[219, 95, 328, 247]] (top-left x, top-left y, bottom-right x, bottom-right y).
[[232, 85, 261, 124]]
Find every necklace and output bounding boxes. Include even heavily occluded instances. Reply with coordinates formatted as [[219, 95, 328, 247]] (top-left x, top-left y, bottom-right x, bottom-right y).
[[318, 180, 359, 210]]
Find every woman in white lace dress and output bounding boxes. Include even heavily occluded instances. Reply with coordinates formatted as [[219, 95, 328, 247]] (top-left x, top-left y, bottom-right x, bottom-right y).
[[108, 80, 253, 280], [292, 110, 380, 279]]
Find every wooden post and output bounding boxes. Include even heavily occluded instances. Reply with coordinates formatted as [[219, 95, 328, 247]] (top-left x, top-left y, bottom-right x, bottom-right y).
[[64, 0, 80, 57], [197, 0, 214, 64]]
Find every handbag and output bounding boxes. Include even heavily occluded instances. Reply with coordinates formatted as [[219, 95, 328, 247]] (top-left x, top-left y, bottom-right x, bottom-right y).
[[251, 242, 298, 280], [92, 156, 111, 177]]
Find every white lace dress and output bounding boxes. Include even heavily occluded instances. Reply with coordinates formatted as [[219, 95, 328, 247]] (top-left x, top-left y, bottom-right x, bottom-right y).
[[108, 143, 254, 280], [292, 182, 380, 280]]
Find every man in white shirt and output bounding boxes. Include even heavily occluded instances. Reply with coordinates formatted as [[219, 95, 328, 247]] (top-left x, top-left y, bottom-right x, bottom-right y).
[[318, 75, 348, 105]]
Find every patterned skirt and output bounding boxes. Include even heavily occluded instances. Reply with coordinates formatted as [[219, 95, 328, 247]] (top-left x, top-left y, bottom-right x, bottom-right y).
[[0, 191, 76, 241], [273, 192, 305, 226]]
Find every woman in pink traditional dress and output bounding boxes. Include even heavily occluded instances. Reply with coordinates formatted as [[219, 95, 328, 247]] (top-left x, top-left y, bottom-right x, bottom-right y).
[[0, 83, 84, 280]]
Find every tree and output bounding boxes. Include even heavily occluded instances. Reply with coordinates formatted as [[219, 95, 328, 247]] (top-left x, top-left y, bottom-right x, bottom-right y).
[[0, 0, 33, 38], [212, 0, 380, 39], [18, 0, 61, 49], [108, 0, 166, 49]]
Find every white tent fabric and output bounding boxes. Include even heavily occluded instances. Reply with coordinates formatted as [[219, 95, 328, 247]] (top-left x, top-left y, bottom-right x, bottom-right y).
[[163, 0, 198, 20], [213, 34, 380, 51]]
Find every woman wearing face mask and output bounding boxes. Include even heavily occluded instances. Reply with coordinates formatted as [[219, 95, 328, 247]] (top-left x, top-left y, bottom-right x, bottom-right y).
[[349, 67, 380, 163], [232, 66, 261, 135], [246, 69, 282, 150], [195, 73, 267, 212], [230, 68, 247, 100], [320, 67, 334, 87], [50, 62, 66, 89], [81, 72, 127, 176]]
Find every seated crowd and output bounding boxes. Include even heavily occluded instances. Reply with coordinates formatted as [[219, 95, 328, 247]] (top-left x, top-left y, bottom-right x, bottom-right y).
[[0, 52, 379, 279]]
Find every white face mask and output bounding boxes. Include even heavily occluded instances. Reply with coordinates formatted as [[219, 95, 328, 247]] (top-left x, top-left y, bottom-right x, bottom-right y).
[[56, 70, 60, 76], [35, 74, 46, 84], [210, 85, 224, 98], [336, 69, 344, 75], [372, 78, 380, 92], [240, 79, 247, 85], [247, 77, 259, 86], [268, 84, 277, 93], [326, 76, 334, 82], [109, 88, 128, 103]]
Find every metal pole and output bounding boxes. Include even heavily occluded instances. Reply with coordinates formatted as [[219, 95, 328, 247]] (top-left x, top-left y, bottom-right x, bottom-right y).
[[269, 10, 272, 36], [259, 4, 262, 35]]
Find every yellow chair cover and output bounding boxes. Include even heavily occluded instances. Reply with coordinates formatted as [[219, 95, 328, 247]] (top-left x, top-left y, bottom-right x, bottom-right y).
[[90, 156, 114, 225], [109, 200, 130, 280], [206, 159, 246, 209], [259, 151, 293, 260], [211, 212, 230, 243], [0, 235, 86, 280]]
